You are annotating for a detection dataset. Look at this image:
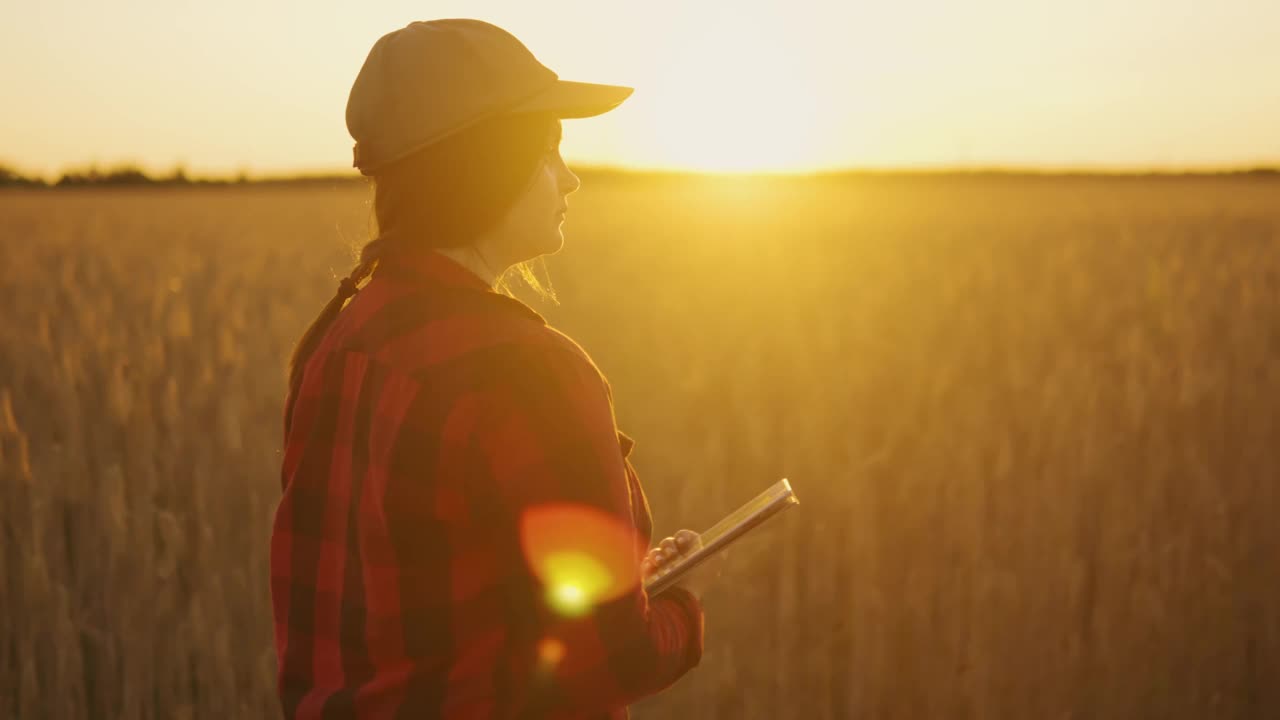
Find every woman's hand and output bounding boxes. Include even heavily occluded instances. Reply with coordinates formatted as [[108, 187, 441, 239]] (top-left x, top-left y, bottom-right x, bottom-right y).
[[640, 529, 703, 581], [641, 528, 728, 598]]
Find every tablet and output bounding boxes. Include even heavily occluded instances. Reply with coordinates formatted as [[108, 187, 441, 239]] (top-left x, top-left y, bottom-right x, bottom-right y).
[[644, 478, 799, 596]]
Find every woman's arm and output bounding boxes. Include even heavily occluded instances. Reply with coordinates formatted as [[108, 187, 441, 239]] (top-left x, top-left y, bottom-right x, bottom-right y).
[[473, 340, 704, 714]]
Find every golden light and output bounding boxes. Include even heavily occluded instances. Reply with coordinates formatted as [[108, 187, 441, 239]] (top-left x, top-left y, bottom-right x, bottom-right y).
[[549, 582, 589, 616], [542, 550, 612, 617], [519, 503, 644, 617], [633, 8, 829, 173], [537, 637, 567, 668]]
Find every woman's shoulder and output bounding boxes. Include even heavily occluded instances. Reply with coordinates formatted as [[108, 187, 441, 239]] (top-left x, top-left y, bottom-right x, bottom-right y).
[[536, 325, 602, 371], [384, 316, 611, 401], [450, 326, 619, 440], [490, 323, 611, 393]]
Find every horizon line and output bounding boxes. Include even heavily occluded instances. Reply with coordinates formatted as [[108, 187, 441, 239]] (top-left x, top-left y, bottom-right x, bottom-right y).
[[6, 159, 1280, 185]]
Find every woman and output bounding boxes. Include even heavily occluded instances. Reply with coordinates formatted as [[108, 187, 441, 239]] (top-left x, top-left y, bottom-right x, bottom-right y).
[[270, 19, 706, 719]]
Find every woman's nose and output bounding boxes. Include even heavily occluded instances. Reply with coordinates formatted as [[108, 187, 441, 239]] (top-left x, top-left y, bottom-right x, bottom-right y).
[[558, 157, 581, 195]]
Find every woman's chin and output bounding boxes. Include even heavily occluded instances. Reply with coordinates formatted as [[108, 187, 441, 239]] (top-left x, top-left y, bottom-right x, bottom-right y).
[[518, 231, 564, 263], [542, 229, 566, 256]]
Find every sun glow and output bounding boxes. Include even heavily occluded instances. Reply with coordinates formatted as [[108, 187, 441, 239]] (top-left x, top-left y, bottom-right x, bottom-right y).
[[630, 10, 831, 173], [5, 1, 1277, 179]]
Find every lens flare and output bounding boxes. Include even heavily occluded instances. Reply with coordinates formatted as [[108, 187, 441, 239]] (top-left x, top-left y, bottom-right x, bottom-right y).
[[520, 503, 643, 617], [549, 582, 588, 616], [537, 637, 566, 668], [542, 550, 610, 616]]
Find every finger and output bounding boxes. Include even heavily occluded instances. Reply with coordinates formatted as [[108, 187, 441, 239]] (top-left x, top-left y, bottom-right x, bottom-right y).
[[659, 538, 679, 561], [640, 550, 660, 573], [674, 529, 701, 551]]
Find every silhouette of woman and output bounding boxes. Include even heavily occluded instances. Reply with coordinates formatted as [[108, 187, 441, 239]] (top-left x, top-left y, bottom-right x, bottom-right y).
[[270, 19, 704, 719]]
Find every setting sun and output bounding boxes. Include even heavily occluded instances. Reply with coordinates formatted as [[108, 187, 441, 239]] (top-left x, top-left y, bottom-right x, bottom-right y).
[[631, 9, 830, 172], [2, 0, 1278, 717], [0, 0, 1276, 178]]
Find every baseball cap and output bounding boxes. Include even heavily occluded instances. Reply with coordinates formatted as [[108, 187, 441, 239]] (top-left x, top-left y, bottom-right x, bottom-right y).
[[346, 18, 634, 176]]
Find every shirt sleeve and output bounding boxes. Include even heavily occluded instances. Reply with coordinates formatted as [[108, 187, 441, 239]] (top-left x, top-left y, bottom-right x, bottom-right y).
[[474, 340, 704, 715]]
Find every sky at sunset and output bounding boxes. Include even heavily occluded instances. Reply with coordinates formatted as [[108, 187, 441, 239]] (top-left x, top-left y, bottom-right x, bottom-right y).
[[2, 0, 1277, 180]]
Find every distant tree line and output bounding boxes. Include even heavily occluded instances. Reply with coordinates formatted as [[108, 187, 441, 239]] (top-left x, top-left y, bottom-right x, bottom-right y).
[[0, 161, 365, 188], [1, 160, 1278, 189], [0, 163, 52, 188]]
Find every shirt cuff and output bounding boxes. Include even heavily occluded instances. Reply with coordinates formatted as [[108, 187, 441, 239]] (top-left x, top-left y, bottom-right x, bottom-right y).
[[653, 585, 704, 669]]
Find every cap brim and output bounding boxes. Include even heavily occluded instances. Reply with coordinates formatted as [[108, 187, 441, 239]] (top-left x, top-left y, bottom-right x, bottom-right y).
[[508, 80, 634, 118]]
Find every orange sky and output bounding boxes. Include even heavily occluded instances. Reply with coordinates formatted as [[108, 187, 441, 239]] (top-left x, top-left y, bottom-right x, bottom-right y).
[[2, 0, 1278, 179]]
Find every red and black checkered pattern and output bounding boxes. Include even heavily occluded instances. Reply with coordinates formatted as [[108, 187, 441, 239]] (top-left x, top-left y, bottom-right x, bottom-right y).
[[270, 249, 703, 719]]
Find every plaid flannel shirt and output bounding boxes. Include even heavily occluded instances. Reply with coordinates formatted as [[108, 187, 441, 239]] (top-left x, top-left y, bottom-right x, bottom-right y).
[[270, 248, 703, 719]]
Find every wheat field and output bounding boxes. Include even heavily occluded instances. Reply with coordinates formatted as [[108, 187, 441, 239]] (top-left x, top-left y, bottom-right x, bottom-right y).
[[1, 174, 1277, 719]]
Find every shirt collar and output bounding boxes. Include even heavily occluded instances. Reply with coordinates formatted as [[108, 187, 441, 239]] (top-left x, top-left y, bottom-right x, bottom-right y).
[[371, 248, 547, 325], [391, 248, 495, 292]]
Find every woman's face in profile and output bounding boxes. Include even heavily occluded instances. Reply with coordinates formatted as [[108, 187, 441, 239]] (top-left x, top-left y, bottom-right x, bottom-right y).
[[490, 119, 580, 263]]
